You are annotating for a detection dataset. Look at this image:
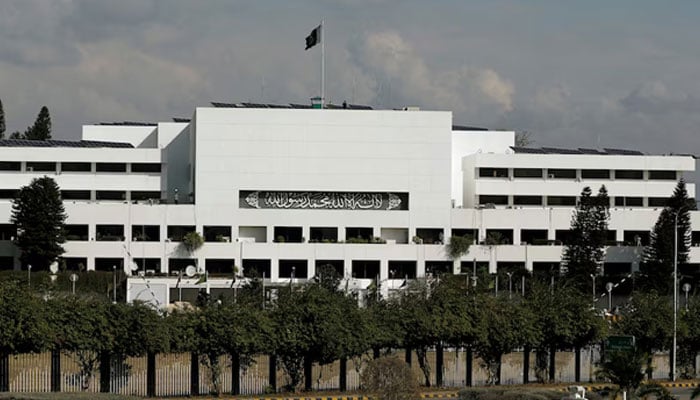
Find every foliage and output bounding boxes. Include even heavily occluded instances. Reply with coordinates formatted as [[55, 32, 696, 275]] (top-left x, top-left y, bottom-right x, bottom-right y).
[[525, 281, 607, 382], [360, 356, 419, 400], [11, 176, 67, 270], [272, 281, 370, 391], [313, 264, 342, 292], [641, 179, 695, 293], [679, 297, 700, 378], [0, 280, 51, 357], [181, 231, 204, 254], [514, 130, 533, 147], [614, 291, 672, 378], [459, 387, 602, 400], [473, 294, 537, 384], [595, 349, 646, 396], [446, 235, 473, 260], [22, 106, 52, 140], [562, 186, 609, 290]]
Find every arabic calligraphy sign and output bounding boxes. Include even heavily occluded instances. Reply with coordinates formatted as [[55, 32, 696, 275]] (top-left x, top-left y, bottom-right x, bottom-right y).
[[240, 191, 408, 211]]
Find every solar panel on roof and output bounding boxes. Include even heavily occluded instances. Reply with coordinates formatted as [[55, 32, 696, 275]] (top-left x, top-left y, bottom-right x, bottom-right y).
[[0, 139, 132, 148], [210, 102, 237, 108], [289, 104, 313, 109], [510, 146, 547, 154], [347, 104, 373, 110], [578, 148, 606, 155], [541, 147, 582, 155], [172, 118, 191, 123], [265, 104, 292, 109], [453, 125, 489, 131], [604, 148, 644, 156]]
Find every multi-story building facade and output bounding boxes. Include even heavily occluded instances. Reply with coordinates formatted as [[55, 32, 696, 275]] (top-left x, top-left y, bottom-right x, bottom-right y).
[[0, 103, 697, 306]]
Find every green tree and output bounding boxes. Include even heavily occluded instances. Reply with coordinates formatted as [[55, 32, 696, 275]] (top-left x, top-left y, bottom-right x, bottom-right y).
[[473, 294, 537, 385], [615, 292, 673, 379], [641, 179, 695, 293], [0, 280, 50, 358], [595, 349, 647, 399], [0, 98, 5, 139], [23, 105, 52, 140], [679, 297, 700, 378], [446, 234, 473, 260], [562, 186, 609, 290], [11, 176, 67, 270], [272, 282, 370, 392]]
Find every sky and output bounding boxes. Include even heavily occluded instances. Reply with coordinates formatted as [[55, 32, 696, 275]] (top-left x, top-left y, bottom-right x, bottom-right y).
[[1, 1, 699, 163]]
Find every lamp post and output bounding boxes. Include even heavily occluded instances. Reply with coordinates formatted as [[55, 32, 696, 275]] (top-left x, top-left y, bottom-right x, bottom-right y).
[[672, 207, 687, 382], [606, 282, 613, 311], [683, 283, 691, 311], [506, 272, 513, 299], [112, 265, 117, 303], [27, 264, 32, 289], [590, 274, 596, 304]]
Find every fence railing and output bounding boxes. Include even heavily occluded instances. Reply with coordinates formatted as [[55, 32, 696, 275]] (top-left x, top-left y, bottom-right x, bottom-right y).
[[0, 347, 673, 396]]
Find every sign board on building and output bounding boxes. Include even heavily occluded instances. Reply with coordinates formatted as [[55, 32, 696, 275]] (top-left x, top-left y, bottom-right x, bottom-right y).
[[239, 191, 409, 211], [605, 335, 635, 351]]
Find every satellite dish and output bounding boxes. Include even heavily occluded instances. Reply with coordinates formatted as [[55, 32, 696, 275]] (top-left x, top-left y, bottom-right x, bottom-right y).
[[185, 265, 196, 277], [49, 261, 59, 274], [130, 261, 139, 271]]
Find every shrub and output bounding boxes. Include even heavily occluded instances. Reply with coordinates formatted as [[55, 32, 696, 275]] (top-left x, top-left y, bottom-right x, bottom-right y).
[[360, 356, 419, 400]]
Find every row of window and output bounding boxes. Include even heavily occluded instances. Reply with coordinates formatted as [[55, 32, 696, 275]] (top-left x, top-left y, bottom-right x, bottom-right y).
[[0, 189, 161, 201], [0, 161, 161, 173], [2, 224, 698, 247], [478, 167, 677, 181], [478, 195, 679, 208]]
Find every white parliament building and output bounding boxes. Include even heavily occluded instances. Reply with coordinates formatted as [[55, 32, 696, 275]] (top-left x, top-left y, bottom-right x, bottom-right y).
[[0, 103, 697, 306]]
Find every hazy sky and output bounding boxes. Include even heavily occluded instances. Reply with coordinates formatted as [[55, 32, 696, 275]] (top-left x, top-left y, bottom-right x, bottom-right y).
[[1, 0, 699, 160]]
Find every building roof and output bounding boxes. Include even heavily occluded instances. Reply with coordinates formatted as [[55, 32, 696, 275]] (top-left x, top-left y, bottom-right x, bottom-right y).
[[510, 146, 649, 156], [210, 101, 373, 110], [0, 139, 134, 148], [452, 125, 489, 131]]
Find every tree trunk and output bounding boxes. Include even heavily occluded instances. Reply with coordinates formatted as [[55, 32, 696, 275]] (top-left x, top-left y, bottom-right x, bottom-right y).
[[523, 345, 530, 384], [268, 354, 277, 392], [548, 345, 556, 382], [190, 352, 200, 396], [0, 353, 8, 392], [339, 357, 347, 392], [416, 347, 431, 387], [436, 344, 444, 387], [146, 352, 156, 397], [231, 353, 240, 395], [574, 346, 581, 382], [405, 347, 412, 365], [466, 347, 473, 387], [303, 356, 313, 391], [51, 349, 61, 392], [99, 351, 110, 393]]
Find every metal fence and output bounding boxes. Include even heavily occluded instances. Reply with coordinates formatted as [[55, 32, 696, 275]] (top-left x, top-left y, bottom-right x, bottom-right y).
[[0, 348, 675, 396]]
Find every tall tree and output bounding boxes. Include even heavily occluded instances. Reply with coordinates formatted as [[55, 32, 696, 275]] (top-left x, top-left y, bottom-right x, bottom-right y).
[[562, 186, 610, 290], [24, 106, 52, 140], [0, 98, 5, 139], [640, 179, 695, 293], [11, 176, 67, 270]]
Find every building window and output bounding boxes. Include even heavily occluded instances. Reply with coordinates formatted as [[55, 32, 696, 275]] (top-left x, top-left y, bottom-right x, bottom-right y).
[[616, 197, 643, 207], [310, 227, 338, 243], [520, 229, 548, 245], [61, 257, 88, 271], [388, 261, 417, 279], [95, 258, 123, 272], [478, 195, 508, 205], [205, 259, 235, 275], [65, 224, 88, 241], [238, 226, 267, 243], [555, 230, 571, 244], [0, 162, 21, 171], [132, 225, 160, 242], [426, 261, 453, 276], [581, 169, 610, 179], [61, 162, 91, 172], [478, 168, 509, 178], [315, 260, 344, 277], [513, 168, 542, 178], [648, 170, 676, 180], [352, 260, 379, 279], [131, 163, 162, 173], [96, 225, 124, 241], [132, 258, 160, 274], [96, 191, 126, 201], [167, 225, 195, 242], [131, 191, 161, 202], [513, 195, 543, 206], [485, 229, 513, 245], [648, 197, 668, 207], [61, 190, 91, 200], [279, 260, 308, 278], [0, 224, 16, 241], [415, 228, 444, 244], [547, 169, 576, 179], [168, 258, 195, 275], [242, 259, 271, 278], [26, 162, 56, 172], [451, 228, 477, 242], [547, 196, 576, 206], [0, 190, 18, 199], [345, 227, 373, 243], [203, 226, 231, 242], [96, 162, 127, 172], [274, 226, 303, 243], [624, 231, 650, 246], [380, 228, 408, 244], [615, 170, 643, 180]]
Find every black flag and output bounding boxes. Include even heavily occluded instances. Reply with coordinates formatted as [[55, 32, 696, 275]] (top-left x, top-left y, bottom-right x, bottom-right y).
[[305, 25, 321, 50]]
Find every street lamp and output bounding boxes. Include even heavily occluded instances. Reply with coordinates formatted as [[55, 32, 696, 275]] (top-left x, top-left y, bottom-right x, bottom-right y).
[[590, 274, 596, 303], [506, 272, 513, 299], [112, 265, 117, 303], [683, 283, 691, 311], [672, 207, 687, 382], [605, 282, 613, 311], [27, 264, 32, 288]]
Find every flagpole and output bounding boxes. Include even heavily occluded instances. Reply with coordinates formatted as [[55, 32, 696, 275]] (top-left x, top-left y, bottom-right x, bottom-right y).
[[321, 19, 325, 109]]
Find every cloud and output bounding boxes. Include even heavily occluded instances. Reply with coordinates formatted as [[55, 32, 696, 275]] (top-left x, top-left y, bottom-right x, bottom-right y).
[[346, 31, 515, 120], [619, 81, 700, 115]]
